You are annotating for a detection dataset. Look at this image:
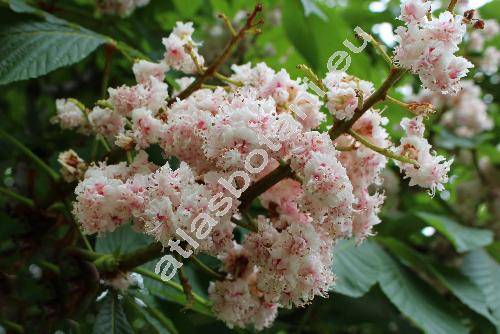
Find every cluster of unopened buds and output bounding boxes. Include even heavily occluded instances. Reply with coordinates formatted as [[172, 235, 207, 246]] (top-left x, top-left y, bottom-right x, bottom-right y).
[[52, 1, 475, 330]]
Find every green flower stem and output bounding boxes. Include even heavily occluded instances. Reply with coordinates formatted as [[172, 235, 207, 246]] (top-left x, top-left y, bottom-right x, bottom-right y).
[[190, 256, 225, 280], [97, 135, 111, 153], [145, 304, 179, 334], [348, 129, 419, 167], [296, 64, 327, 92], [219, 13, 237, 36], [385, 94, 409, 109], [128, 295, 179, 334], [214, 72, 243, 86], [359, 31, 393, 66], [101, 43, 115, 98], [0, 319, 24, 333], [0, 187, 35, 208], [67, 247, 105, 261], [0, 129, 60, 182], [134, 267, 212, 310]]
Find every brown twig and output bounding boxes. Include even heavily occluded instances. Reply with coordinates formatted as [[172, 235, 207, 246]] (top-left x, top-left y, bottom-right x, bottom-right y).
[[166, 4, 263, 106], [238, 160, 293, 211]]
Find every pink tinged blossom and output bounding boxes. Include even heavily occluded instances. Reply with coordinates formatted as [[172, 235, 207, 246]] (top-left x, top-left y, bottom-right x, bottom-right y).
[[393, 4, 472, 95], [394, 117, 453, 195], [208, 278, 278, 330], [97, 0, 151, 17], [229, 62, 324, 127], [162, 22, 205, 74], [480, 46, 500, 75], [399, 0, 431, 24], [72, 151, 155, 235], [107, 77, 168, 116], [414, 80, 493, 137], [88, 106, 125, 139], [132, 60, 169, 84], [130, 108, 167, 149], [323, 71, 374, 121], [51, 99, 87, 132], [243, 219, 335, 308]]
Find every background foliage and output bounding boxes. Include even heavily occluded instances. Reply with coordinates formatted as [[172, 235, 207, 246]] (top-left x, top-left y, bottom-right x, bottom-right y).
[[0, 0, 499, 333]]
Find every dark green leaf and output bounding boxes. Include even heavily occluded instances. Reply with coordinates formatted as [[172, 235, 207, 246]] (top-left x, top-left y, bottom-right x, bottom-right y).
[[377, 248, 469, 334], [379, 237, 498, 327], [416, 212, 493, 252], [461, 249, 500, 329], [300, 0, 327, 20], [95, 224, 152, 254], [93, 293, 133, 334], [332, 240, 384, 297], [0, 20, 106, 85]]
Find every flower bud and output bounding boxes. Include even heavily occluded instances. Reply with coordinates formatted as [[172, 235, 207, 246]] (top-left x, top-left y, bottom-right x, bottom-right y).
[[58, 150, 87, 183]]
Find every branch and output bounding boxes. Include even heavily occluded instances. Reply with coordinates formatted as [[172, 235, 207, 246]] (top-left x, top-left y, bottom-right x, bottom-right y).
[[447, 0, 458, 12], [177, 262, 195, 310], [167, 4, 263, 106], [238, 160, 293, 211], [117, 242, 164, 272]]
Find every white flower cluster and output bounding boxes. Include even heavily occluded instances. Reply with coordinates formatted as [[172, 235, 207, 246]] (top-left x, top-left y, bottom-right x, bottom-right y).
[[52, 11, 462, 329], [394, 0, 473, 94], [323, 71, 374, 121], [394, 116, 453, 195]]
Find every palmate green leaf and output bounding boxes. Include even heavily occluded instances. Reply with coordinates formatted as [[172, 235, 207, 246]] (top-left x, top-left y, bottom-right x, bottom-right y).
[[94, 293, 133, 334], [461, 249, 500, 330], [376, 249, 469, 334], [332, 240, 384, 297], [95, 224, 153, 254], [0, 19, 106, 85], [416, 212, 493, 253], [282, 0, 320, 70], [379, 237, 498, 327]]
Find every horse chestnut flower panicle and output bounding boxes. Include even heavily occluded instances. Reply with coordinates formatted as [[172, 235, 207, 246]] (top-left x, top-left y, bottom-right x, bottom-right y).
[[56, 10, 465, 329], [394, 116, 453, 195], [394, 1, 473, 94]]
